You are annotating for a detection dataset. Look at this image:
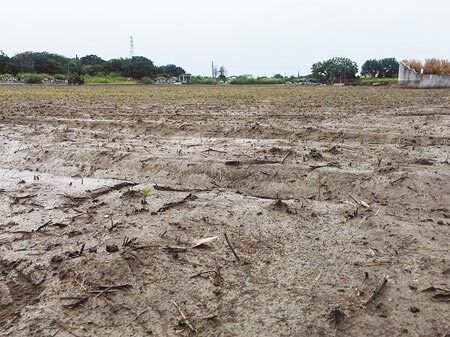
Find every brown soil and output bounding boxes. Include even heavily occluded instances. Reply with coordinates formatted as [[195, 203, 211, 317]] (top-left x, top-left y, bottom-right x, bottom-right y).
[[0, 85, 449, 337]]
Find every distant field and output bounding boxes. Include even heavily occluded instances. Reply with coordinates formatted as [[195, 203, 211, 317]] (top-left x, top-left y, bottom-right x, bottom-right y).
[[0, 85, 449, 337]]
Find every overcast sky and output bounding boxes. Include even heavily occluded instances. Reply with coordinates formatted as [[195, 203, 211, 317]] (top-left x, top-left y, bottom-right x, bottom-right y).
[[1, 0, 449, 76]]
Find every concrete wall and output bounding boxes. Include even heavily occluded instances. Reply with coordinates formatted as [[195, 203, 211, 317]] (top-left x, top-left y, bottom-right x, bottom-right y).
[[398, 62, 450, 88]]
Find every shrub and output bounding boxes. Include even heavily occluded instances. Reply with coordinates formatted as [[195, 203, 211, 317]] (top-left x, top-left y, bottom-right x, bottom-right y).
[[53, 74, 67, 80], [18, 73, 44, 84], [68, 73, 84, 85], [84, 73, 136, 84], [190, 76, 216, 85], [0, 73, 14, 81], [139, 77, 155, 85], [424, 59, 450, 75], [403, 60, 423, 73], [229, 76, 285, 85]]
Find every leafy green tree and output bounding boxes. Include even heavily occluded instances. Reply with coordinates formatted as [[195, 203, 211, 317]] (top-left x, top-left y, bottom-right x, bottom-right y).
[[11, 52, 35, 73], [121, 56, 156, 79], [311, 57, 358, 83], [361, 59, 382, 77], [0, 51, 10, 74], [380, 58, 399, 77], [80, 55, 106, 75], [218, 66, 227, 80], [1, 50, 186, 81], [362, 58, 399, 78], [104, 58, 124, 74], [158, 64, 185, 77], [80, 55, 105, 66], [11, 52, 68, 75], [68, 55, 84, 85], [273, 74, 284, 79]]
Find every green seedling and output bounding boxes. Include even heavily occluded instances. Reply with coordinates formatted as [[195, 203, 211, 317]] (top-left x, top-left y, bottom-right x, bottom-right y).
[[7, 270, 18, 279], [376, 151, 385, 167], [139, 187, 152, 206]]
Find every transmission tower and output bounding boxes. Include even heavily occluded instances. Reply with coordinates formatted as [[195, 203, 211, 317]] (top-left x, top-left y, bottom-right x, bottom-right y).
[[130, 36, 135, 58]]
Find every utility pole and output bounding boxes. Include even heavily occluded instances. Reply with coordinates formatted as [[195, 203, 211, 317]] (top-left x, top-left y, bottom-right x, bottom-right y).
[[130, 36, 135, 58], [211, 61, 215, 79]]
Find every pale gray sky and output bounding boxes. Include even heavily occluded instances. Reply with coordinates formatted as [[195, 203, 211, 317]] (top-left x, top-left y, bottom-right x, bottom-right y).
[[1, 0, 449, 76]]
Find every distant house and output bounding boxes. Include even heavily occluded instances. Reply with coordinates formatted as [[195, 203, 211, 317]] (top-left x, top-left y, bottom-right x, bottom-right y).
[[177, 73, 191, 84], [399, 62, 450, 88], [156, 77, 177, 84]]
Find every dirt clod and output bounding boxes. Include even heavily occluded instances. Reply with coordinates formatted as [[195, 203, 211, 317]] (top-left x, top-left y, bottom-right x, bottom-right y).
[[105, 244, 119, 253]]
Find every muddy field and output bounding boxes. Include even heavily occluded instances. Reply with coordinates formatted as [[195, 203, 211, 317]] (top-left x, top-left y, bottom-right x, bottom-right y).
[[0, 85, 449, 337]]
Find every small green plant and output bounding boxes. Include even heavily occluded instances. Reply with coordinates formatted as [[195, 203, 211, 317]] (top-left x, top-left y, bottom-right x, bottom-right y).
[[7, 270, 18, 279], [376, 151, 385, 167], [139, 187, 152, 206]]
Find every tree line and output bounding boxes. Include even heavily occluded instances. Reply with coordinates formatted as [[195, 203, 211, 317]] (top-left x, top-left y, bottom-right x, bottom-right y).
[[0, 50, 401, 85], [311, 57, 399, 84], [0, 51, 186, 83]]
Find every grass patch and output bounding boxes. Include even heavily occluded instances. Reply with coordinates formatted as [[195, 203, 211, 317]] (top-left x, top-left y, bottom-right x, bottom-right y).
[[84, 74, 137, 84], [360, 77, 397, 86], [229, 77, 285, 85]]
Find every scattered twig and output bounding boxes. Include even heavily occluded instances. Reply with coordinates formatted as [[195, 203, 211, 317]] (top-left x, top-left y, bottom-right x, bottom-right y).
[[415, 158, 434, 166], [90, 182, 136, 199], [203, 148, 227, 154], [189, 270, 219, 279], [390, 176, 407, 185], [365, 274, 389, 306], [280, 150, 292, 164], [234, 190, 304, 202], [309, 162, 341, 171], [225, 159, 280, 166], [122, 236, 137, 247], [10, 194, 37, 200], [153, 193, 196, 214], [112, 152, 131, 163], [171, 300, 196, 333], [108, 217, 120, 232], [163, 245, 187, 253], [61, 296, 89, 309], [1, 312, 21, 331], [192, 236, 218, 248], [421, 286, 450, 302], [224, 233, 240, 261], [87, 284, 132, 298], [349, 195, 371, 209], [134, 309, 149, 320], [68, 244, 85, 258], [153, 184, 210, 192], [35, 220, 53, 232]]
